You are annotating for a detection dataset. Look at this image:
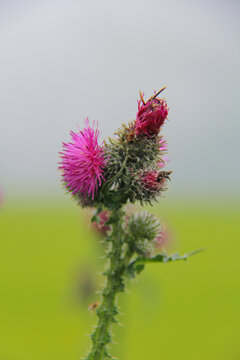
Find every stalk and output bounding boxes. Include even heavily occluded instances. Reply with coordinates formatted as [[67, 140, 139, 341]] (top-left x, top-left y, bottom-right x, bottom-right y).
[[86, 209, 128, 360]]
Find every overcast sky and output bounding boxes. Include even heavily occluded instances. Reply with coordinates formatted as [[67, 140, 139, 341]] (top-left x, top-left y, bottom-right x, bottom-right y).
[[1, 0, 240, 198]]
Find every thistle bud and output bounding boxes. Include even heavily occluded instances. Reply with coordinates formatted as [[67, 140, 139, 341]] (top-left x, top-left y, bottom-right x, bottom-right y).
[[135, 239, 156, 258], [126, 212, 163, 258], [135, 90, 168, 137], [141, 171, 162, 192], [142, 170, 171, 191]]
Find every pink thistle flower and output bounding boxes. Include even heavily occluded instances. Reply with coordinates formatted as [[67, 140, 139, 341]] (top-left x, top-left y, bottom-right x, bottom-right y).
[[59, 119, 106, 200], [135, 89, 169, 137]]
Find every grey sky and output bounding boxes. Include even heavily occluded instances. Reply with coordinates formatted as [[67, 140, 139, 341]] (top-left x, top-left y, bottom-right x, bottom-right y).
[[1, 0, 240, 198]]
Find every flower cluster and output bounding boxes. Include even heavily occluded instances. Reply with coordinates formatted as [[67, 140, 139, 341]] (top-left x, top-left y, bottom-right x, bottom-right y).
[[59, 91, 170, 206], [58, 90, 197, 360]]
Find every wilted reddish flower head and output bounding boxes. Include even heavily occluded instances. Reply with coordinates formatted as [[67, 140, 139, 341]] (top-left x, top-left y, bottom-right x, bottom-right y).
[[135, 89, 168, 137], [141, 171, 163, 192], [59, 119, 106, 200], [141, 170, 171, 193]]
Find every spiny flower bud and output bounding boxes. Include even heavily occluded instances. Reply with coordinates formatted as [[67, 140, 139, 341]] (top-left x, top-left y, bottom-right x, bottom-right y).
[[127, 211, 161, 238], [141, 171, 163, 192], [142, 170, 171, 191], [126, 212, 163, 257], [135, 88, 168, 137], [132, 170, 171, 203], [135, 239, 156, 258]]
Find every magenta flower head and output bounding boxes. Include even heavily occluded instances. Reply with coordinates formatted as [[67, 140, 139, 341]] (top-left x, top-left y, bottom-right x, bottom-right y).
[[59, 119, 106, 200], [135, 88, 168, 137]]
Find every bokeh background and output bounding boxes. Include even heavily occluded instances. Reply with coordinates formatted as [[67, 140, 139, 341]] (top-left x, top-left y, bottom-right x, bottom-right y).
[[1, 1, 240, 359]]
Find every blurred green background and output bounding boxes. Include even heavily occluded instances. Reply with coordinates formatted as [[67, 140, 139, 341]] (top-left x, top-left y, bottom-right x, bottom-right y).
[[1, 198, 239, 360]]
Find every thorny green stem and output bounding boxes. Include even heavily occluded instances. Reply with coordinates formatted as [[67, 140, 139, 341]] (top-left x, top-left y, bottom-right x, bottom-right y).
[[86, 209, 133, 360]]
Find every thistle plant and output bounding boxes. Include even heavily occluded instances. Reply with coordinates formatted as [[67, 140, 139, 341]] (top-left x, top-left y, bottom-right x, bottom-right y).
[[59, 89, 198, 360]]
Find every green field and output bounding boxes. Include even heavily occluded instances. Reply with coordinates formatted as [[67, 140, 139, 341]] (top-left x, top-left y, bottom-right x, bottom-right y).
[[1, 198, 240, 360]]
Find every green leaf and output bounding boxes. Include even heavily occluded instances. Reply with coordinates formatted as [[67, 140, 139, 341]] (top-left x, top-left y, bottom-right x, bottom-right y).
[[125, 262, 145, 279], [135, 263, 145, 275], [102, 191, 129, 210], [125, 249, 204, 278]]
